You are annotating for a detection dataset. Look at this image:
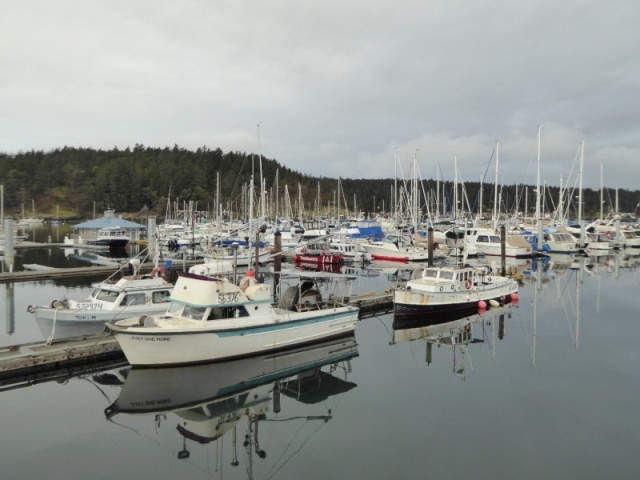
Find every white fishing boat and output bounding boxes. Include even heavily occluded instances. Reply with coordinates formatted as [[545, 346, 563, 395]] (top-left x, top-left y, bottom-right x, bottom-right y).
[[106, 271, 359, 366], [393, 263, 519, 318], [27, 259, 173, 343]]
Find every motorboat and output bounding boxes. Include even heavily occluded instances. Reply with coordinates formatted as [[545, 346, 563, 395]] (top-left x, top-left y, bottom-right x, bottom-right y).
[[464, 227, 533, 258], [393, 263, 519, 318], [106, 270, 359, 366], [86, 226, 130, 249], [28, 259, 173, 343]]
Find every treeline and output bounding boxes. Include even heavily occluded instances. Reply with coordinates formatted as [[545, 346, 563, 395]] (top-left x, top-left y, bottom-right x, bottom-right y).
[[0, 145, 638, 220]]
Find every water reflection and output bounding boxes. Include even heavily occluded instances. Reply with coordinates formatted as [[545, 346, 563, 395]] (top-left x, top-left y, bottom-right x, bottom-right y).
[[392, 303, 517, 380], [103, 336, 358, 472]]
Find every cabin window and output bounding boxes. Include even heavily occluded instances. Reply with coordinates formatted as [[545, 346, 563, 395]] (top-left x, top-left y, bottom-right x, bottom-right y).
[[183, 305, 207, 320], [95, 290, 119, 303], [208, 306, 249, 320], [168, 302, 183, 315], [477, 236, 489, 243], [123, 293, 145, 306], [440, 271, 454, 280], [152, 290, 171, 304], [424, 269, 438, 278]]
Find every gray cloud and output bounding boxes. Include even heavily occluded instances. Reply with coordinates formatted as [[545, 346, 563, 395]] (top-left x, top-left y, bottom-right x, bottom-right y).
[[1, 0, 638, 190]]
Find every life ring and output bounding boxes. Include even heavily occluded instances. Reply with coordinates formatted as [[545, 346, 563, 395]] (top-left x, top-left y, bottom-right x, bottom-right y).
[[150, 267, 166, 279], [465, 279, 472, 289]]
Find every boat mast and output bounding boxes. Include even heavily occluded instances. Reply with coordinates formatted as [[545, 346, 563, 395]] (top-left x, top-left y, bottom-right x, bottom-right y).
[[535, 126, 543, 252], [600, 162, 604, 219], [493, 141, 499, 227], [578, 140, 585, 248]]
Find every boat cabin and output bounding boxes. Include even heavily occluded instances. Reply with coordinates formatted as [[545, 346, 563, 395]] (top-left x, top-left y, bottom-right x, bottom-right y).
[[410, 265, 490, 291]]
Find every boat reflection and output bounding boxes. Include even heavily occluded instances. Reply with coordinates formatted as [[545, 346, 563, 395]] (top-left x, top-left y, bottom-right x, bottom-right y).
[[104, 336, 358, 468], [392, 303, 517, 380]]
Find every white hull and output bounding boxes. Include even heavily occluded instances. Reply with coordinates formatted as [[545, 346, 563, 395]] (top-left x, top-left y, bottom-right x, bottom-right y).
[[33, 303, 169, 341], [106, 335, 358, 416], [362, 243, 437, 263], [110, 308, 358, 366]]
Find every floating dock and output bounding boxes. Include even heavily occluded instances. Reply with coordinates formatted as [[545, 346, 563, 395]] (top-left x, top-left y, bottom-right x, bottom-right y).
[[0, 334, 125, 391]]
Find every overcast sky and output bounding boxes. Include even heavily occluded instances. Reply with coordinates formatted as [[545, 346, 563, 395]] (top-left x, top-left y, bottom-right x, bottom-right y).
[[2, 1, 639, 191]]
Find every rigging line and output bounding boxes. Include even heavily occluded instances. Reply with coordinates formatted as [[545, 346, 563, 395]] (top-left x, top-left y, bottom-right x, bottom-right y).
[[81, 377, 114, 404], [264, 420, 327, 480], [262, 415, 314, 478], [480, 147, 496, 188]]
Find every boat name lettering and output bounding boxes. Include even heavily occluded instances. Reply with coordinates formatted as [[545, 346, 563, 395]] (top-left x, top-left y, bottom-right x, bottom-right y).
[[75, 315, 97, 320], [75, 303, 102, 311], [218, 292, 240, 304], [129, 336, 171, 342], [129, 398, 171, 407]]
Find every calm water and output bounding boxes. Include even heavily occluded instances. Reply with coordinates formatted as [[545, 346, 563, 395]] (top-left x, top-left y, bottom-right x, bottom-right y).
[[1, 248, 640, 479]]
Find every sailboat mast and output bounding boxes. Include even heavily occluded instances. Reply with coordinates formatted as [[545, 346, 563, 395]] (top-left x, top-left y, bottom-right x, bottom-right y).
[[578, 140, 585, 248], [493, 141, 499, 223]]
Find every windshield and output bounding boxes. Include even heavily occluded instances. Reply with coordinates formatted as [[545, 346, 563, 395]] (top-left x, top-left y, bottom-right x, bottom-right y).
[[95, 289, 120, 303], [423, 269, 439, 278], [182, 305, 207, 320], [439, 271, 454, 280]]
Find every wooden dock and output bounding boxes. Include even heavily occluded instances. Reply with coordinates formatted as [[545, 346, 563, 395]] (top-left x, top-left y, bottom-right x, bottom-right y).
[[0, 334, 126, 391]]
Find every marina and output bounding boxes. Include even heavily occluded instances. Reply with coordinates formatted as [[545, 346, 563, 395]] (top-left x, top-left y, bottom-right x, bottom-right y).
[[1, 238, 640, 478]]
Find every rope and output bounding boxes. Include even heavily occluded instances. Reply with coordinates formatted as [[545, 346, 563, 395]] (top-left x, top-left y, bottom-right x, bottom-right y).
[[46, 307, 62, 346]]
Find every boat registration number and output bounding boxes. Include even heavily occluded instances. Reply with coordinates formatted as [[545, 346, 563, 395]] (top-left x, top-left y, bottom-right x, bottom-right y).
[[218, 292, 240, 304], [75, 303, 103, 311]]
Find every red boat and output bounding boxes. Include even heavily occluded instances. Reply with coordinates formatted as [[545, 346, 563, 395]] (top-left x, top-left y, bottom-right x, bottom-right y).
[[293, 242, 343, 266], [294, 253, 343, 265]]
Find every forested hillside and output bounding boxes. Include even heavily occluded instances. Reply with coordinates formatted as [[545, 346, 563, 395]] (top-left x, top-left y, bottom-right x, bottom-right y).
[[0, 145, 638, 221]]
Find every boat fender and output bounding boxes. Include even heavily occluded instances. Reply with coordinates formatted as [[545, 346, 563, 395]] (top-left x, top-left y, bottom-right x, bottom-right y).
[[407, 285, 412, 291], [464, 324, 470, 333], [465, 279, 472, 289]]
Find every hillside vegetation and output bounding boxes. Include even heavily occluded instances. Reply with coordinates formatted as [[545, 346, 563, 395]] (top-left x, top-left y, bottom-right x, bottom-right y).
[[0, 145, 638, 222]]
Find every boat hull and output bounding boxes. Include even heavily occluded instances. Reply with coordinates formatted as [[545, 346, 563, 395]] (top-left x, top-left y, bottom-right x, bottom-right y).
[[86, 239, 129, 249], [294, 254, 343, 265], [32, 304, 170, 342], [108, 308, 359, 366], [394, 282, 518, 318]]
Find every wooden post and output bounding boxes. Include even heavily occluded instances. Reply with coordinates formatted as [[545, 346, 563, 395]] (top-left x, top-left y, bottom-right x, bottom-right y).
[[427, 227, 434, 267], [500, 225, 506, 276]]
